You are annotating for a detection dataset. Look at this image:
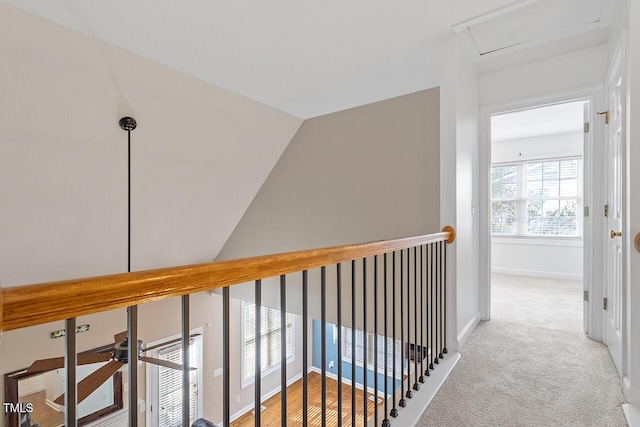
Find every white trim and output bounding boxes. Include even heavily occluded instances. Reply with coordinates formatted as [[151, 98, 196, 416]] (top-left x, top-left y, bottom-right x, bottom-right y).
[[145, 327, 204, 427], [389, 352, 461, 427], [479, 86, 602, 333], [491, 267, 583, 281], [456, 313, 480, 349], [492, 237, 583, 247], [623, 404, 640, 427], [309, 366, 388, 398], [451, 0, 538, 34], [228, 372, 303, 423], [44, 398, 62, 412]]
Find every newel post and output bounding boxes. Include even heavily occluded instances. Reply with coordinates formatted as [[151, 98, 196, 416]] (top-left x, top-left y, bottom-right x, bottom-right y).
[[442, 225, 456, 244]]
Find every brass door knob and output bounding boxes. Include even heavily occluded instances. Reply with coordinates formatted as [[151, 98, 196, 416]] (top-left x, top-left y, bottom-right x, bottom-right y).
[[610, 230, 622, 238]]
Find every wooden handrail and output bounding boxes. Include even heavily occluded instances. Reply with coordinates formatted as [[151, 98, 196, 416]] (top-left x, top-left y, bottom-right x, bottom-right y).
[[1, 228, 455, 332]]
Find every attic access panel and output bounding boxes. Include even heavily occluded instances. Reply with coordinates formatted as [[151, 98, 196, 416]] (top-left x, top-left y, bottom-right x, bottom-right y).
[[468, 0, 603, 55]]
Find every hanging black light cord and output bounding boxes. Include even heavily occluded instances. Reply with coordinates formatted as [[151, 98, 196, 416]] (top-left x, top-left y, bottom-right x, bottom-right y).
[[119, 116, 138, 427], [119, 117, 137, 273]]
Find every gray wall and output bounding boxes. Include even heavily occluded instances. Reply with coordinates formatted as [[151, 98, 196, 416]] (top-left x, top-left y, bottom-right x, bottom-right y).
[[218, 87, 441, 262]]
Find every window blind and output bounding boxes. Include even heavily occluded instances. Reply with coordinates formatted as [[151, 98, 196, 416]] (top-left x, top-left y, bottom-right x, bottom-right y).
[[342, 327, 402, 374], [157, 339, 198, 427], [243, 303, 294, 381]]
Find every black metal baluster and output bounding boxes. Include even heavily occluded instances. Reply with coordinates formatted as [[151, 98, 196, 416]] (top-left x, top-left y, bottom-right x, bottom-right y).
[[223, 287, 230, 426], [420, 245, 425, 383], [390, 252, 398, 418], [302, 271, 309, 426], [425, 244, 430, 377], [363, 258, 368, 425], [439, 242, 444, 360], [399, 250, 406, 408], [429, 244, 434, 371], [337, 264, 343, 427], [255, 280, 262, 427], [280, 275, 288, 426], [127, 306, 138, 427], [433, 243, 441, 365], [321, 267, 327, 427], [351, 260, 357, 427], [182, 295, 190, 427], [383, 253, 391, 426], [65, 317, 77, 427], [413, 247, 419, 392], [405, 249, 413, 400], [374, 255, 379, 427], [443, 241, 448, 356]]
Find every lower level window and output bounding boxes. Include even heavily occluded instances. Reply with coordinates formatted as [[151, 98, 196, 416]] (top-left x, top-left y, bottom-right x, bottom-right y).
[[148, 334, 202, 427], [242, 302, 294, 383], [342, 326, 402, 375]]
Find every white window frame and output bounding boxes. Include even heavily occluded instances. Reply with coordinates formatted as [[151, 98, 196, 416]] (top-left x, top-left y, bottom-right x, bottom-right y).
[[341, 326, 403, 376], [491, 156, 583, 238], [146, 328, 203, 427], [241, 302, 295, 389]]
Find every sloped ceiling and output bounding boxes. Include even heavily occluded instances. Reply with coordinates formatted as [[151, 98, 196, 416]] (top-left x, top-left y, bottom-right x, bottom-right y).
[[2, 0, 524, 119]]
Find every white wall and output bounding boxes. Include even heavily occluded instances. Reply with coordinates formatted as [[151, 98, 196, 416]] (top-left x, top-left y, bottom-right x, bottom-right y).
[[491, 131, 584, 280], [440, 33, 481, 349]]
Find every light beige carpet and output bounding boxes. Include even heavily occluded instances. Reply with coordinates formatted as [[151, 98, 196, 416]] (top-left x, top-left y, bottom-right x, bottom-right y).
[[418, 274, 627, 427]]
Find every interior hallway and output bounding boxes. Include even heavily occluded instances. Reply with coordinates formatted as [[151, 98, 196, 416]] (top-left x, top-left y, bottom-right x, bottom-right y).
[[418, 274, 627, 426]]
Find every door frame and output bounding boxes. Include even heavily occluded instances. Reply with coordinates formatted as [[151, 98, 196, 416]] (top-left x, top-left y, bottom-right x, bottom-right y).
[[479, 86, 606, 342]]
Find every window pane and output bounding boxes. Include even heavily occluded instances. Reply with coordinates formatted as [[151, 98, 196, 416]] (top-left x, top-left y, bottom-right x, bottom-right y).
[[492, 165, 517, 199], [491, 201, 516, 235]]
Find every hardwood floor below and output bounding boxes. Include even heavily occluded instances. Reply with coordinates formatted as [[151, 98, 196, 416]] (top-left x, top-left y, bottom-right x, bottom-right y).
[[231, 371, 384, 426], [21, 390, 64, 427]]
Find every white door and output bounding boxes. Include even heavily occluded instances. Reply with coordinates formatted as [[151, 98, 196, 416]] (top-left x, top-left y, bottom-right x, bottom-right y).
[[604, 41, 626, 375]]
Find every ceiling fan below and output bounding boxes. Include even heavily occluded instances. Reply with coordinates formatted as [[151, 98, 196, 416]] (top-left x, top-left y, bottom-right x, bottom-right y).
[[25, 331, 197, 405]]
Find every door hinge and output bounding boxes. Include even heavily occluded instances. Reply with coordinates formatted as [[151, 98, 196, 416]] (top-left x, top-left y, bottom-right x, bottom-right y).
[[584, 206, 589, 217], [604, 297, 608, 311], [604, 204, 609, 217], [584, 290, 589, 301], [584, 122, 590, 133], [597, 111, 610, 124]]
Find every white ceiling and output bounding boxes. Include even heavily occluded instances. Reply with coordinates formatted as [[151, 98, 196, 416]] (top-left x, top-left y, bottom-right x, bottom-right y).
[[491, 101, 587, 142], [2, 0, 531, 118]]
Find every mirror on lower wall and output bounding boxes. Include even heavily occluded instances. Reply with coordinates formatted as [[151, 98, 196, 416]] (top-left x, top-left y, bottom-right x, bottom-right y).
[[4, 344, 124, 427]]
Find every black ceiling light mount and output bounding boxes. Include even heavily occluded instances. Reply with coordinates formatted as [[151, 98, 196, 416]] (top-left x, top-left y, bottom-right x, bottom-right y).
[[119, 116, 137, 132]]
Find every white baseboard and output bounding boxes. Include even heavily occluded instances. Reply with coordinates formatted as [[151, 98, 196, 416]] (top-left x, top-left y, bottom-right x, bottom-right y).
[[623, 404, 640, 427], [229, 372, 303, 422], [45, 398, 63, 412], [309, 366, 400, 399], [457, 312, 480, 350], [491, 267, 582, 281], [391, 351, 461, 427], [624, 376, 640, 403]]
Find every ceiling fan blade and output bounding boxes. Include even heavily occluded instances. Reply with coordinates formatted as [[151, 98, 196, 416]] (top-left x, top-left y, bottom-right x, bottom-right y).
[[140, 356, 197, 371], [142, 333, 202, 352], [114, 330, 128, 343], [26, 357, 65, 374], [77, 352, 113, 365], [54, 360, 124, 405], [26, 352, 113, 375]]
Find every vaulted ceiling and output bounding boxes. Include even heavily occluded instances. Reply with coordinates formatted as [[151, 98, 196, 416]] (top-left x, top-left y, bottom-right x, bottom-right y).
[[1, 0, 615, 118]]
